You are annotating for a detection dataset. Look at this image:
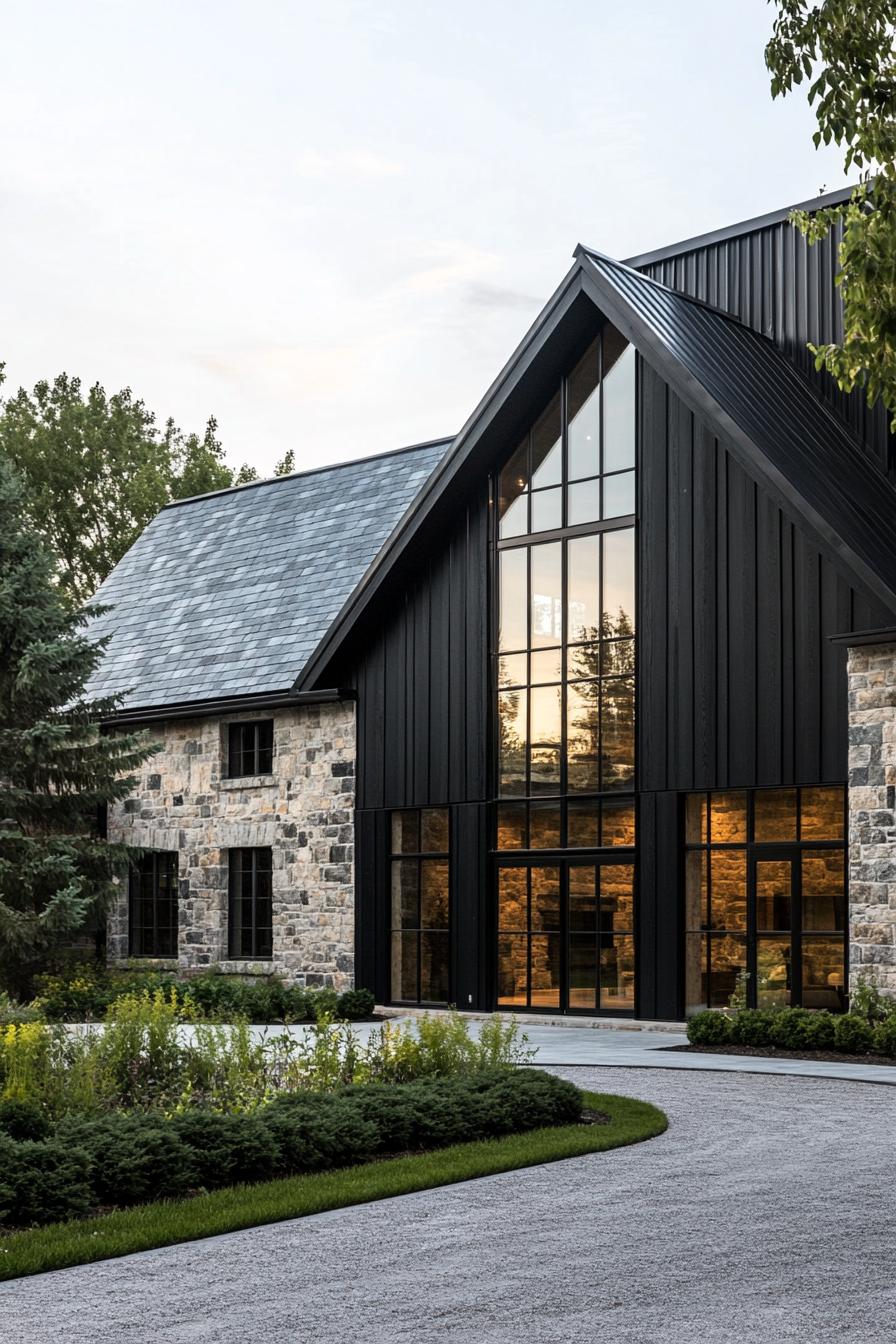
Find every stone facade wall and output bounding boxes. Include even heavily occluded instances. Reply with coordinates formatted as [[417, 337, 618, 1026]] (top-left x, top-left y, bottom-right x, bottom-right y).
[[847, 644, 896, 998], [107, 702, 356, 988]]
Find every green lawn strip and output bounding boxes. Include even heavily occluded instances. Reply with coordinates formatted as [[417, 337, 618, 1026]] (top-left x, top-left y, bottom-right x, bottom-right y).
[[0, 1091, 666, 1282]]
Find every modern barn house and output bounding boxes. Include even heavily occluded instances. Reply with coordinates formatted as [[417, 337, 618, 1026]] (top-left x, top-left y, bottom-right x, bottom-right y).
[[87, 187, 896, 1022]]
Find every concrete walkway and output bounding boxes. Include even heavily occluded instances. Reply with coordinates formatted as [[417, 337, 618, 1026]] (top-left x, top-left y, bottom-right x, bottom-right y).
[[4, 1067, 893, 1343]]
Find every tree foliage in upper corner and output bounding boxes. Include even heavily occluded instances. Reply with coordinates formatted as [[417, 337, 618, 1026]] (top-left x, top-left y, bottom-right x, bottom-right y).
[[0, 367, 263, 604], [766, 0, 896, 428], [0, 458, 157, 997]]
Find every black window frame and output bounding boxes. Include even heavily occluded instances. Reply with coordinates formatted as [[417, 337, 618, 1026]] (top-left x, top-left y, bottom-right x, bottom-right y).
[[389, 808, 451, 1006], [128, 851, 179, 958], [226, 720, 274, 778], [228, 847, 274, 960], [684, 785, 848, 1012]]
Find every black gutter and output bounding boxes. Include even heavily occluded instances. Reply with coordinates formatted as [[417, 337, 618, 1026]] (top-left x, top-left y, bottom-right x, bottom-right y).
[[623, 184, 856, 269], [830, 626, 896, 648], [103, 687, 352, 728]]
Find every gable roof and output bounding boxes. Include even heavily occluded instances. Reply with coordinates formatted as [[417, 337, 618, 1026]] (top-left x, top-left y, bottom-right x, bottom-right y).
[[576, 249, 896, 611], [296, 248, 896, 688], [84, 438, 451, 711]]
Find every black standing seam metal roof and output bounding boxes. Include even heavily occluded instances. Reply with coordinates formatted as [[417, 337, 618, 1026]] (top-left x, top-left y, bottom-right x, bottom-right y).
[[83, 438, 453, 711], [576, 248, 896, 613], [296, 247, 896, 689]]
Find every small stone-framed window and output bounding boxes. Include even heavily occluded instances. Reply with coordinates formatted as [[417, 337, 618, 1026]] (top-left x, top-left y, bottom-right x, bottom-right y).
[[228, 848, 273, 959], [226, 720, 274, 777], [129, 851, 178, 958]]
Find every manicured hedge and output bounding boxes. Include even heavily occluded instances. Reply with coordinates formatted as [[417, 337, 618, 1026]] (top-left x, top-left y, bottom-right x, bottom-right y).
[[0, 1069, 583, 1229], [30, 970, 376, 1025], [687, 1006, 896, 1055]]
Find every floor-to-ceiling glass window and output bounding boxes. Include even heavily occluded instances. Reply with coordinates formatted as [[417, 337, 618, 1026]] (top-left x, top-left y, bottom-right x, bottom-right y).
[[493, 327, 637, 1014], [684, 786, 847, 1014]]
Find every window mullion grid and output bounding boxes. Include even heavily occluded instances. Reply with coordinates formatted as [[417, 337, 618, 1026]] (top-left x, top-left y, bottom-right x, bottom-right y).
[[526, 546, 532, 805], [417, 855, 423, 1003], [151, 852, 160, 955]]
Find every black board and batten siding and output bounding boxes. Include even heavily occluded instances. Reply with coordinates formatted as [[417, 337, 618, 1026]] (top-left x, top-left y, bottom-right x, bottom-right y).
[[636, 361, 895, 1019], [635, 216, 896, 478], [334, 485, 492, 1008]]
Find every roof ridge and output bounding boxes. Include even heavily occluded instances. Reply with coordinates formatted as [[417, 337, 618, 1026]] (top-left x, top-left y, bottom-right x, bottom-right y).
[[164, 435, 455, 510], [622, 183, 858, 268]]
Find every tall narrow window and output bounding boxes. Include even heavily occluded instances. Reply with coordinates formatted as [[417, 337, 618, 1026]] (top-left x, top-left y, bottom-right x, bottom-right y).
[[493, 324, 637, 1017], [227, 720, 274, 777], [228, 848, 273, 958], [129, 852, 178, 957], [390, 809, 450, 1004]]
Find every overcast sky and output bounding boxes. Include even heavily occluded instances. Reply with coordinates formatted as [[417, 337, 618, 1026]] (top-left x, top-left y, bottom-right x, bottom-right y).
[[2, 1, 849, 477]]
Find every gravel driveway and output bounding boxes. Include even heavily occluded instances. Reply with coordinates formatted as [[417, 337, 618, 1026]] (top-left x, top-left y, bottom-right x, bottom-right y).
[[3, 1067, 894, 1343]]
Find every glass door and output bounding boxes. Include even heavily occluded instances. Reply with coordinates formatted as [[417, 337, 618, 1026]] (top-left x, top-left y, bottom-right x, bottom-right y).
[[751, 852, 795, 1009], [497, 858, 635, 1014], [749, 848, 846, 1010]]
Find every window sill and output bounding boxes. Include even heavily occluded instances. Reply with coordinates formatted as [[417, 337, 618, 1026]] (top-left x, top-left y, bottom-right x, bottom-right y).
[[215, 960, 276, 976], [218, 775, 276, 791]]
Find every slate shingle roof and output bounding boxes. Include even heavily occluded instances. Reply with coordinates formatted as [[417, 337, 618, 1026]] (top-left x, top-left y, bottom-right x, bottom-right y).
[[84, 439, 451, 710]]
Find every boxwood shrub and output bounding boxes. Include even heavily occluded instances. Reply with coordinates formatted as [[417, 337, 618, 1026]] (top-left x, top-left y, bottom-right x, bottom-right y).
[[0, 1068, 583, 1229], [687, 1006, 894, 1055], [686, 1011, 733, 1046]]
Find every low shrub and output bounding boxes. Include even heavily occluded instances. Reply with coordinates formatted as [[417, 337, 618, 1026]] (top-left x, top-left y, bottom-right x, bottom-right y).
[[767, 1007, 820, 1051], [0, 1068, 583, 1228], [336, 988, 376, 1020], [57, 1113, 199, 1207], [0, 1134, 92, 1227], [848, 974, 894, 1025], [29, 964, 375, 1026], [871, 1016, 896, 1057], [833, 1013, 874, 1054], [801, 1011, 837, 1050], [688, 1006, 887, 1054], [728, 1009, 776, 1047], [0, 1099, 50, 1142], [686, 1011, 733, 1046]]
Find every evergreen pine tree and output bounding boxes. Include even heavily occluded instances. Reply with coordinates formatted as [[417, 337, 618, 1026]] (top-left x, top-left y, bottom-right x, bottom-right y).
[[0, 457, 156, 995]]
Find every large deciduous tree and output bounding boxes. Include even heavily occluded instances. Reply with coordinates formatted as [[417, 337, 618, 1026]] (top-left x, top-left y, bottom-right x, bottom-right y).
[[0, 457, 156, 996], [0, 366, 299, 604], [766, 1, 896, 427]]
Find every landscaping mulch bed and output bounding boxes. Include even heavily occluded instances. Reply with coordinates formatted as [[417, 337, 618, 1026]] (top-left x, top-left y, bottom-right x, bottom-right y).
[[665, 1044, 896, 1067]]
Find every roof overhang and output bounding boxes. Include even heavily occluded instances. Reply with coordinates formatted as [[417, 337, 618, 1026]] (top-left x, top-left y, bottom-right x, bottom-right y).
[[103, 686, 351, 728], [296, 245, 896, 689]]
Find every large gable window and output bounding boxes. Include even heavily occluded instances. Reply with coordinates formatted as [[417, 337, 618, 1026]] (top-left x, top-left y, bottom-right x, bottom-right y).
[[227, 720, 274, 778], [497, 330, 635, 541], [129, 852, 179, 958], [493, 324, 637, 1017]]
